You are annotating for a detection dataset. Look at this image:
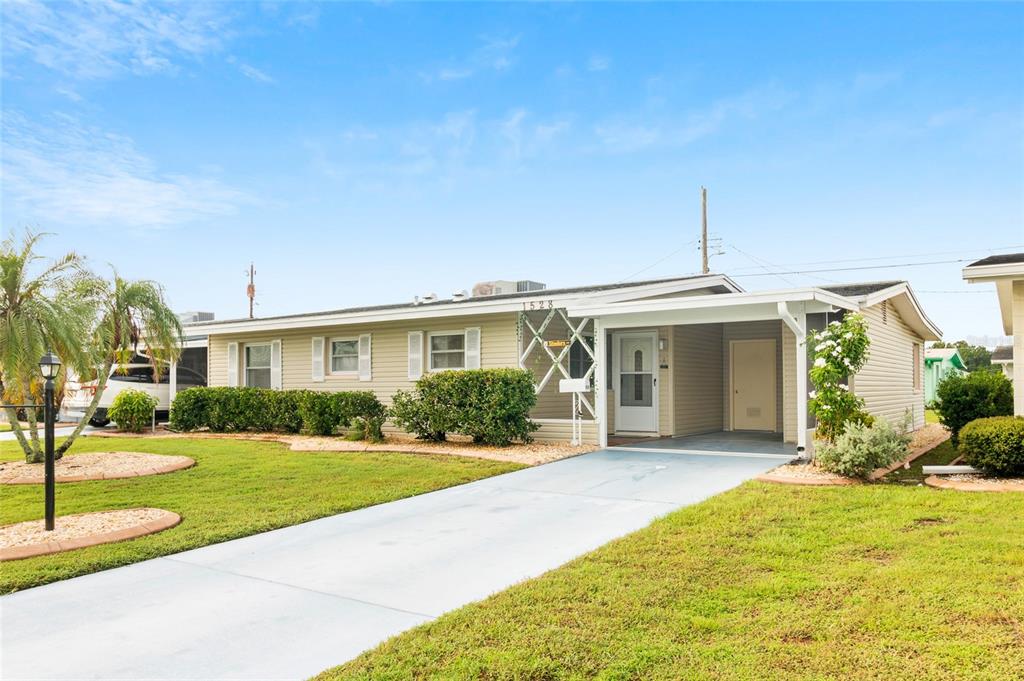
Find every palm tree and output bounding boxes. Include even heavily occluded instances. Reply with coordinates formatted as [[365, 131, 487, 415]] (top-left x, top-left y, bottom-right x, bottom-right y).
[[55, 273, 183, 456], [1, 232, 97, 462], [1, 232, 183, 462]]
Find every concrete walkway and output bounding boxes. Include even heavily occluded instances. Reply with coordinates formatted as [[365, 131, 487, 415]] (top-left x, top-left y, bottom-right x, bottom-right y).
[[1, 448, 786, 680]]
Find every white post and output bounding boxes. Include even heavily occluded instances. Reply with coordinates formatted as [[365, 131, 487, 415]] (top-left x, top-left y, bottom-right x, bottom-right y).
[[168, 359, 178, 409], [795, 310, 808, 457], [594, 318, 608, 448]]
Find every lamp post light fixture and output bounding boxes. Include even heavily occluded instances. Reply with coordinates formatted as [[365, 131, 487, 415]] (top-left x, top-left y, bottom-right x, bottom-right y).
[[38, 351, 61, 531]]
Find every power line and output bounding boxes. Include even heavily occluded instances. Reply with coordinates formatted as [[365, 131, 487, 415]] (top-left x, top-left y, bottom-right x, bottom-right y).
[[725, 245, 1024, 274], [730, 257, 977, 278], [617, 240, 699, 283]]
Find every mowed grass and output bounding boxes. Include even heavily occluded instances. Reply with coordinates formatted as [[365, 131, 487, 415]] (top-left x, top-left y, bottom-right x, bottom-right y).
[[322, 481, 1024, 681], [0, 437, 522, 594]]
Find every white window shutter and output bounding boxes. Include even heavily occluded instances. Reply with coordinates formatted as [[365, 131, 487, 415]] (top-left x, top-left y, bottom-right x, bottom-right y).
[[270, 339, 283, 390], [358, 334, 372, 381], [465, 327, 481, 369], [311, 337, 325, 383], [408, 331, 423, 380], [227, 342, 239, 387]]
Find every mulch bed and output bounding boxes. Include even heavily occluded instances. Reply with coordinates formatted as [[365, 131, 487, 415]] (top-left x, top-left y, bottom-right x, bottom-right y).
[[0, 508, 181, 561], [924, 475, 1024, 493], [0, 452, 194, 484]]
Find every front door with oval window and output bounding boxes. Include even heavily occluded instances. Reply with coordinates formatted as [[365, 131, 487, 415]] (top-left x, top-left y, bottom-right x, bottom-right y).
[[613, 331, 658, 433]]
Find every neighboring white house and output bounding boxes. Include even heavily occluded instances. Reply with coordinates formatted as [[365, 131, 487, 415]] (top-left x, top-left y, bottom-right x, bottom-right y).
[[992, 345, 1014, 380], [187, 274, 941, 453], [963, 254, 1024, 415]]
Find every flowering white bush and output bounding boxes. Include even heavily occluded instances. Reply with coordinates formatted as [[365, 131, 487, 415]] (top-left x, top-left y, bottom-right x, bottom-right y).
[[808, 314, 871, 443]]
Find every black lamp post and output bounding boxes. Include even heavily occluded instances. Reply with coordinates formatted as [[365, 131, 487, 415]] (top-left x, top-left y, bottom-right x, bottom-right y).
[[39, 352, 61, 531]]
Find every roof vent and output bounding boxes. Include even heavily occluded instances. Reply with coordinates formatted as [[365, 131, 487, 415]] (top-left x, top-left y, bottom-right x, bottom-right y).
[[452, 289, 468, 301], [422, 292, 438, 303]]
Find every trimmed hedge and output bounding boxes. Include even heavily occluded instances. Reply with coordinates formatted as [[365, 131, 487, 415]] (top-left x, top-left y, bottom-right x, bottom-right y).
[[958, 416, 1024, 477], [934, 370, 1013, 443], [108, 389, 158, 433], [391, 368, 538, 446], [169, 387, 383, 439]]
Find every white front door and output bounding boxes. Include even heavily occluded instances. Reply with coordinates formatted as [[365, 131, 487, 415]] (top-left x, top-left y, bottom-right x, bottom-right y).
[[730, 339, 777, 431], [613, 331, 658, 433]]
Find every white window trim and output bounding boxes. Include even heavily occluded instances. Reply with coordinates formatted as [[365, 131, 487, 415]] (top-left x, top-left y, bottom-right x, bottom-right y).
[[243, 342, 272, 387], [328, 337, 360, 377], [427, 330, 467, 372]]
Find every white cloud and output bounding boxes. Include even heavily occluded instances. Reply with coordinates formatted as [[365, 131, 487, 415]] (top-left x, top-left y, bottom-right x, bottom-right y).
[[587, 55, 611, 72], [1, 112, 251, 229], [420, 34, 520, 83], [1, 0, 233, 79], [238, 63, 275, 84], [593, 84, 791, 153]]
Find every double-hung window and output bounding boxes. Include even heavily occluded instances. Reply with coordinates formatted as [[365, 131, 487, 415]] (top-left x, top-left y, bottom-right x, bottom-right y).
[[245, 344, 272, 388], [429, 332, 465, 370], [330, 338, 359, 374]]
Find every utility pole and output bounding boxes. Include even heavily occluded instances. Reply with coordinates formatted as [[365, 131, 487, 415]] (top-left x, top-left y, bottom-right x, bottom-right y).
[[247, 263, 256, 319], [700, 186, 709, 274]]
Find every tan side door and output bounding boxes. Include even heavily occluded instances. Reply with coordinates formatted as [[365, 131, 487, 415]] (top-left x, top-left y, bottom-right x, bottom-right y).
[[730, 339, 776, 431]]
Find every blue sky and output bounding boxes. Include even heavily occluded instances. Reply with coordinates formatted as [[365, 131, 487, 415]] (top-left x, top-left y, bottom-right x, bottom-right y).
[[2, 1, 1022, 342]]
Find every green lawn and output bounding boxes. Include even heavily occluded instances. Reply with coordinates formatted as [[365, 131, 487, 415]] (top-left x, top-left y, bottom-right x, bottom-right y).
[[925, 409, 940, 424], [322, 480, 1024, 681], [0, 437, 522, 594]]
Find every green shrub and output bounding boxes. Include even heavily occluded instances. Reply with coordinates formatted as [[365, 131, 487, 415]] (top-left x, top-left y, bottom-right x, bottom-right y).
[[108, 389, 158, 433], [815, 418, 911, 479], [390, 369, 538, 446], [934, 371, 1013, 442], [337, 391, 387, 442], [958, 416, 1024, 477], [297, 391, 343, 436], [170, 387, 383, 438]]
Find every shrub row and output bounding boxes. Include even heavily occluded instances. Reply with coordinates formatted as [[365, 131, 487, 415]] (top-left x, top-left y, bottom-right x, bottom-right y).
[[390, 368, 538, 446], [959, 416, 1024, 477], [169, 387, 385, 441]]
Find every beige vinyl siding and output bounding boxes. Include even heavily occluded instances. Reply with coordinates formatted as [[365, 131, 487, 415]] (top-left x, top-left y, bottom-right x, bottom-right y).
[[523, 312, 594, 420], [208, 312, 518, 405], [853, 301, 925, 429], [672, 323, 724, 436], [533, 419, 598, 445], [722, 320, 784, 432]]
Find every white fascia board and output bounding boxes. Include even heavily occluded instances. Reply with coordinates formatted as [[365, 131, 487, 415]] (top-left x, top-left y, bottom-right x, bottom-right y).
[[187, 276, 730, 336], [962, 261, 1024, 282], [566, 288, 855, 319], [861, 283, 943, 341]]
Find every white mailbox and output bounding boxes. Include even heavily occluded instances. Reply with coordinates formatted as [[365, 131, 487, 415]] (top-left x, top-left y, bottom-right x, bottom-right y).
[[559, 378, 588, 393]]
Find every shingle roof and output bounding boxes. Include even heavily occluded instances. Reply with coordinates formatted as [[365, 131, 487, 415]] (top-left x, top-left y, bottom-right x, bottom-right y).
[[992, 345, 1014, 361], [184, 273, 729, 327], [819, 281, 903, 299], [966, 253, 1024, 268]]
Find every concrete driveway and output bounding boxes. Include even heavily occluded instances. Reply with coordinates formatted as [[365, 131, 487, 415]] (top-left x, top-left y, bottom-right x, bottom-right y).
[[1, 447, 785, 680]]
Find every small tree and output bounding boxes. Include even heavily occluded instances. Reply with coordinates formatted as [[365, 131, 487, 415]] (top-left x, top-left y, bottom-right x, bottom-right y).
[[808, 314, 871, 444], [934, 370, 1013, 443]]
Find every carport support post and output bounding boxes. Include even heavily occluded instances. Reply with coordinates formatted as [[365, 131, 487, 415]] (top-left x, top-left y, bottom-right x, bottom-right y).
[[168, 359, 177, 410], [778, 302, 808, 458], [594, 318, 608, 448]]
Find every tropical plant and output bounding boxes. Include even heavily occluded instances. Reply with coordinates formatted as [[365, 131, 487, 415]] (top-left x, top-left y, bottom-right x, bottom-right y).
[[808, 313, 872, 444], [0, 232, 97, 462], [0, 232, 182, 462]]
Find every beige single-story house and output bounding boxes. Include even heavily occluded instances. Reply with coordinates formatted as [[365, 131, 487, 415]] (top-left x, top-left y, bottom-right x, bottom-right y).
[[184, 273, 940, 454], [963, 254, 1024, 416]]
